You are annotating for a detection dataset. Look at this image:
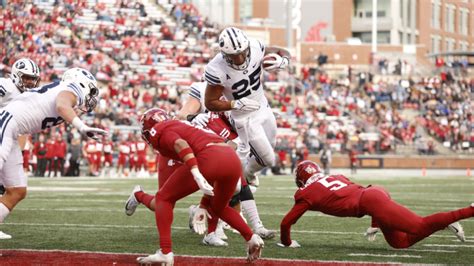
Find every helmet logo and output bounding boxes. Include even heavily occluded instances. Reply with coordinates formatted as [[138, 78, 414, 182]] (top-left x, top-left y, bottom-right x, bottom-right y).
[[219, 38, 225, 47], [16, 61, 25, 69], [305, 166, 317, 174], [82, 70, 95, 81]]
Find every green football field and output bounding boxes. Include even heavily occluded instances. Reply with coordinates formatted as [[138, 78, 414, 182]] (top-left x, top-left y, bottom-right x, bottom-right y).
[[1, 172, 473, 264]]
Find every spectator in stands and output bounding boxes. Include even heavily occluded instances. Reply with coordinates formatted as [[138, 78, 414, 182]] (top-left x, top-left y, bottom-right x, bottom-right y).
[[319, 146, 331, 175]]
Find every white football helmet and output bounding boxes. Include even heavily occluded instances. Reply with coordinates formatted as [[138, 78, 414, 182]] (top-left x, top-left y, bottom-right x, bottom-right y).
[[62, 67, 99, 112], [11, 58, 41, 92], [218, 27, 250, 70]]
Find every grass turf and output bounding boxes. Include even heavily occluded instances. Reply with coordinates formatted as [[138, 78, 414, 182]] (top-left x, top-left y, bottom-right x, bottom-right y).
[[1, 173, 473, 264]]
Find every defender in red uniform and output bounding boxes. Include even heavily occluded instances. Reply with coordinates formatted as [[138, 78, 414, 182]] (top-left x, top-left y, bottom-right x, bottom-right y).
[[124, 108, 264, 265], [278, 160, 473, 249]]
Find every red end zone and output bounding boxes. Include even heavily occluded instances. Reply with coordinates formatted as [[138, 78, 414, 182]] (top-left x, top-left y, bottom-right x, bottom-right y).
[[0, 249, 398, 265]]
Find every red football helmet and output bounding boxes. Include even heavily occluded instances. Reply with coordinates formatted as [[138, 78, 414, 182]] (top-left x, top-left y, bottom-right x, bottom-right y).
[[140, 108, 169, 145], [295, 160, 322, 188]]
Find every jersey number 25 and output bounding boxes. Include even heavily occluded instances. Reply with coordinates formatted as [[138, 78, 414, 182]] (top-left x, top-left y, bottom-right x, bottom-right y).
[[231, 66, 261, 100]]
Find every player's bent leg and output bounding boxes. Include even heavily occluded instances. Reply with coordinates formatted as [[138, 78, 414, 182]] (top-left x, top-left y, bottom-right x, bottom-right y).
[[0, 187, 27, 212]]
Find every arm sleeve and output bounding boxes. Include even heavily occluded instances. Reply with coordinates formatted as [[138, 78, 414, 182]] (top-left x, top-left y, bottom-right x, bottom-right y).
[[204, 64, 222, 86], [189, 84, 202, 101], [280, 199, 310, 246]]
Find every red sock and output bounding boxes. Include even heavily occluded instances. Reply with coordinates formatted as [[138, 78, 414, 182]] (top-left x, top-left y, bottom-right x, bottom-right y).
[[135, 191, 154, 209]]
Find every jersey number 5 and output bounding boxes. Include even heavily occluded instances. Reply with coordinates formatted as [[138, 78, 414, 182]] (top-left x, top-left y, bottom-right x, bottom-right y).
[[231, 66, 261, 100], [318, 176, 348, 191]]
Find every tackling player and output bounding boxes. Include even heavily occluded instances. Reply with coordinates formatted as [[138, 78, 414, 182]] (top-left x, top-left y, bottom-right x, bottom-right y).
[[278, 160, 472, 249], [125, 108, 264, 265], [0, 67, 106, 237], [0, 58, 40, 240], [178, 81, 275, 245], [204, 27, 290, 187]]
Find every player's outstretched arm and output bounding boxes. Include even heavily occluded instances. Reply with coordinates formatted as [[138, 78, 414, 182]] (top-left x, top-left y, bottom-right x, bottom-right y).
[[279, 200, 310, 247], [56, 91, 107, 140], [173, 139, 214, 196], [177, 96, 202, 120], [204, 83, 232, 112]]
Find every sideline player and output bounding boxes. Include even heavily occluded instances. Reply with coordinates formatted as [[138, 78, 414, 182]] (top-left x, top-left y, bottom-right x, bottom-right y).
[[204, 27, 290, 187], [0, 68, 106, 235], [178, 81, 275, 243], [125, 108, 264, 265], [278, 160, 471, 248], [0, 58, 41, 240]]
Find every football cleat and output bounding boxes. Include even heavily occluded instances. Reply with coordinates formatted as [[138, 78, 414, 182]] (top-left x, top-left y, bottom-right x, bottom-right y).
[[137, 249, 174, 265], [0, 230, 12, 240], [203, 232, 229, 247], [188, 205, 197, 231], [255, 226, 276, 240], [246, 234, 264, 262], [365, 227, 379, 242], [447, 222, 465, 242], [125, 185, 142, 216], [216, 220, 228, 240]]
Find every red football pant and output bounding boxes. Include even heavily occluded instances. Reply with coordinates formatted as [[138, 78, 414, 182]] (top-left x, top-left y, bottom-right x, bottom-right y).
[[360, 186, 474, 248], [154, 145, 253, 254]]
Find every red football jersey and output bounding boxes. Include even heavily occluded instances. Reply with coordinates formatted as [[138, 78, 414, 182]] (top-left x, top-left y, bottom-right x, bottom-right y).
[[148, 120, 224, 161], [295, 174, 365, 217], [280, 174, 365, 246], [205, 112, 238, 141]]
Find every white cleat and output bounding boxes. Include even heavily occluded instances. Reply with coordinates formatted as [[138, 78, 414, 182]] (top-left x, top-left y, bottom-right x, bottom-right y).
[[188, 205, 197, 231], [255, 226, 276, 240], [448, 222, 465, 242], [365, 227, 379, 242], [125, 185, 142, 216], [246, 234, 264, 262], [216, 220, 228, 240], [0, 231, 12, 240], [137, 249, 174, 265], [202, 232, 228, 247]]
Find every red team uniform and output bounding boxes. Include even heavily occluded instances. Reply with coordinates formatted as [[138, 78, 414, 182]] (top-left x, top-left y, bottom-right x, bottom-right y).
[[102, 140, 114, 167], [135, 140, 148, 171], [280, 161, 474, 248], [135, 109, 256, 258]]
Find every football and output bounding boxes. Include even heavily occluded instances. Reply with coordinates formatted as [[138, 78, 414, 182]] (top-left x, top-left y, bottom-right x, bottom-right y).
[[262, 53, 282, 71]]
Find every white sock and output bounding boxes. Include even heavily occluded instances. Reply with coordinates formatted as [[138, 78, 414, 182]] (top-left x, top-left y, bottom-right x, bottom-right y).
[[241, 200, 263, 230], [0, 203, 10, 223]]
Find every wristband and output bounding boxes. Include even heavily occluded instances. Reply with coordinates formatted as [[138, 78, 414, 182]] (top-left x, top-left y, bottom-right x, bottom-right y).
[[178, 147, 193, 159], [185, 157, 198, 169], [186, 114, 197, 122], [71, 117, 85, 131]]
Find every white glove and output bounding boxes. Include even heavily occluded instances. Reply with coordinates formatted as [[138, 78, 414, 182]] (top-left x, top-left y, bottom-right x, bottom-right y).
[[192, 207, 212, 235], [276, 240, 301, 248], [263, 53, 290, 71], [192, 113, 210, 127], [191, 168, 214, 196], [72, 117, 107, 141], [231, 98, 260, 112]]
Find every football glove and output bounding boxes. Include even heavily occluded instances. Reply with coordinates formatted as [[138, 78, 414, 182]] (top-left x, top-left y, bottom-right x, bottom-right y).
[[72, 117, 107, 141], [276, 240, 301, 248], [192, 113, 210, 128], [191, 168, 214, 196], [263, 53, 290, 71], [231, 98, 260, 112], [192, 207, 212, 235]]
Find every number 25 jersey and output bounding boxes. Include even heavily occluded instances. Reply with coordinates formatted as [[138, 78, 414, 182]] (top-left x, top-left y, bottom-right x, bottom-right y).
[[4, 81, 85, 135], [204, 38, 267, 116]]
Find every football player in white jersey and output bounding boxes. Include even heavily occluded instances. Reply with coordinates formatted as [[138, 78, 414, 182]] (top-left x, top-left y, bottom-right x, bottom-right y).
[[204, 27, 290, 186], [0, 58, 40, 240], [177, 81, 275, 245], [0, 67, 107, 233]]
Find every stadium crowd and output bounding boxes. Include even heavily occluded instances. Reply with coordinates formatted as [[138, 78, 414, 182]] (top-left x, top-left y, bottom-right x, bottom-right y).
[[1, 0, 472, 177]]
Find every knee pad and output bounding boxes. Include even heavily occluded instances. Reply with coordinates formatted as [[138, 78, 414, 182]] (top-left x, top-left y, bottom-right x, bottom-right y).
[[239, 185, 254, 201], [229, 193, 240, 207]]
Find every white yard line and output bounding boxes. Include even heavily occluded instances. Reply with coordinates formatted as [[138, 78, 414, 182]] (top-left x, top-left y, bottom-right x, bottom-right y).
[[348, 253, 422, 258], [423, 244, 474, 248]]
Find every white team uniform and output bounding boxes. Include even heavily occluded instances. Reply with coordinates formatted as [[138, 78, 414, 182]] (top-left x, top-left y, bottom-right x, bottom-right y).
[[204, 38, 276, 168], [188, 82, 207, 113], [0, 81, 85, 187], [0, 78, 22, 108]]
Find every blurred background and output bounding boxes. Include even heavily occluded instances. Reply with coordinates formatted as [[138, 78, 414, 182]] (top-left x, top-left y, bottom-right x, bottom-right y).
[[0, 0, 472, 178]]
